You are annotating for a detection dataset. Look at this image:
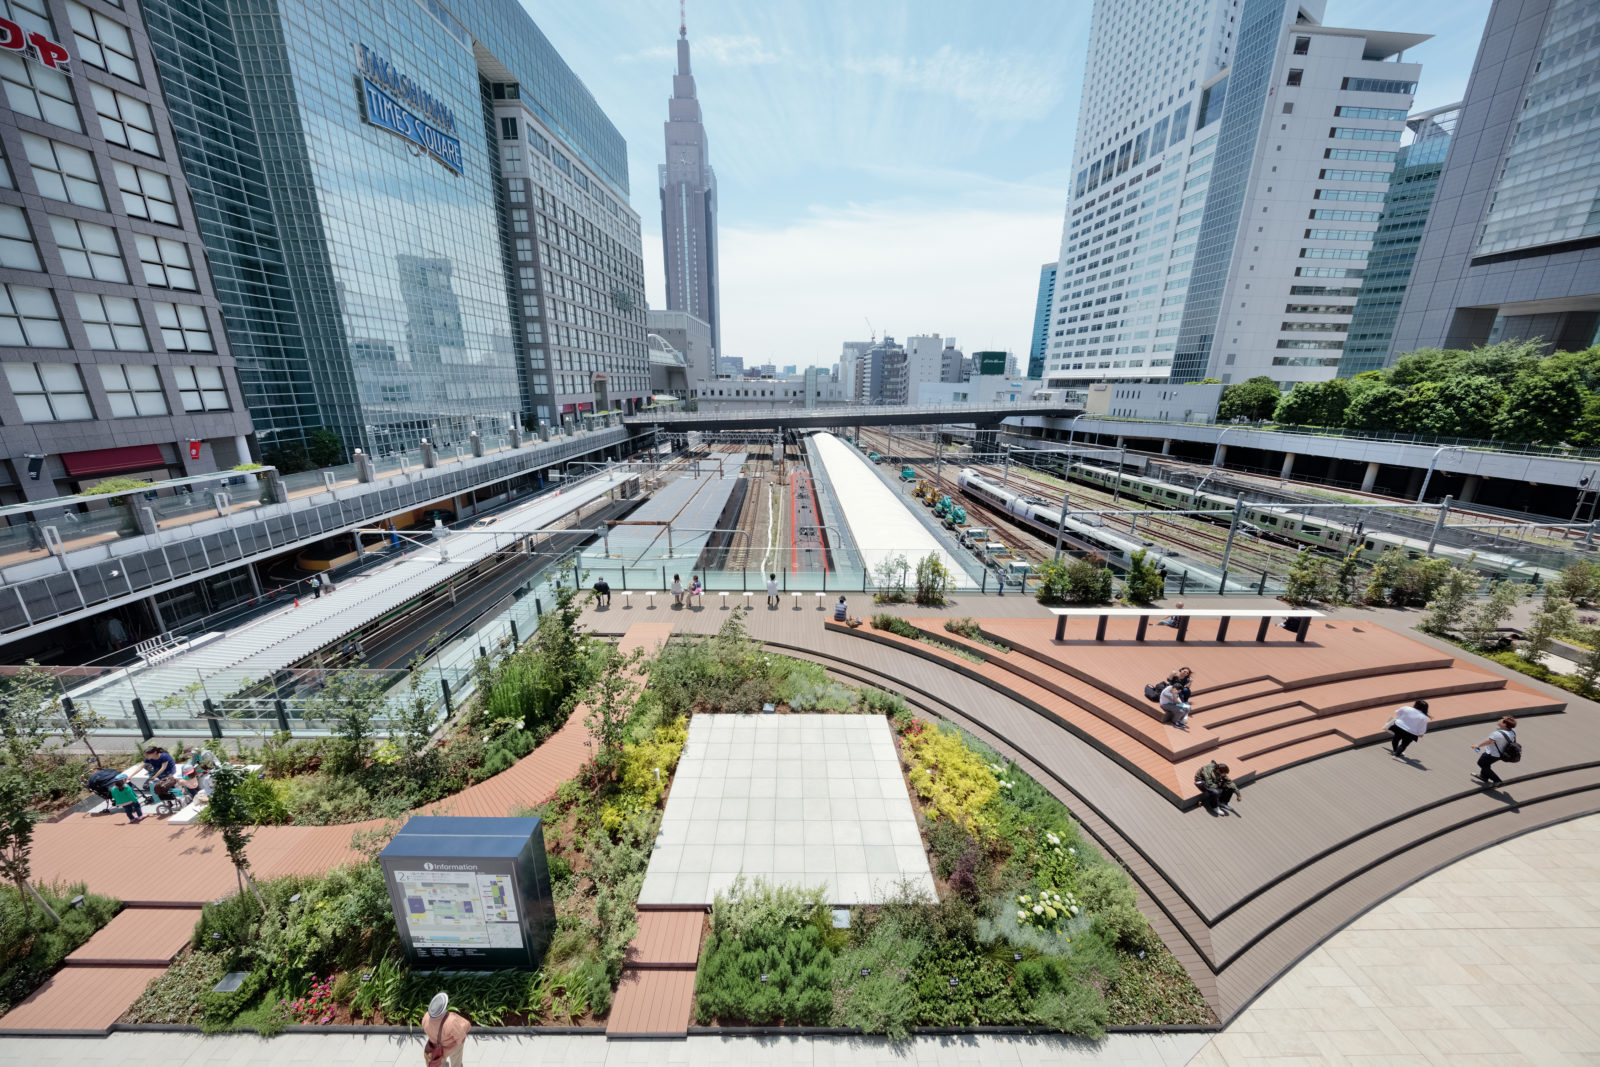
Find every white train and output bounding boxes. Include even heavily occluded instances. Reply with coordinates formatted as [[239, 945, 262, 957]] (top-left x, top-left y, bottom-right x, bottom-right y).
[[955, 468, 1225, 584]]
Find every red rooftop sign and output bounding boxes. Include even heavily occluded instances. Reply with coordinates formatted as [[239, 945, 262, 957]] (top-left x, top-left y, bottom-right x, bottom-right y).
[[0, 18, 71, 74]]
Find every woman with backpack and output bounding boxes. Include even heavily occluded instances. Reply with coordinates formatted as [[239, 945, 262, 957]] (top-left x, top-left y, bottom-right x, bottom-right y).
[[1471, 716, 1519, 786]]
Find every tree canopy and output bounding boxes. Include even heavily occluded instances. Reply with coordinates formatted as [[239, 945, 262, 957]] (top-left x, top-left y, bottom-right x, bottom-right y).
[[1265, 340, 1600, 445]]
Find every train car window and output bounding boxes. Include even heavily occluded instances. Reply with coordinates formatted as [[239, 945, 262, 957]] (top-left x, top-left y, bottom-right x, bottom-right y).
[[1302, 524, 1321, 534], [1364, 540, 1375, 550]]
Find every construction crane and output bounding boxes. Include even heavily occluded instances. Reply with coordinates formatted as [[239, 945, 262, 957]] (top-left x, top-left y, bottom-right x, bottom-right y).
[[864, 316, 875, 343]]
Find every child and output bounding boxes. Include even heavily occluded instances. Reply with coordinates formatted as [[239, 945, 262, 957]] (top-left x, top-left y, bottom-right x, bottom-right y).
[[110, 773, 143, 823]]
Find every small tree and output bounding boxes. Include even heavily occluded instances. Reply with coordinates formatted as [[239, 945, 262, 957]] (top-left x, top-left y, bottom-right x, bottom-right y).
[[1419, 563, 1478, 635], [1521, 596, 1577, 665], [392, 662, 440, 774], [586, 646, 644, 782], [1334, 548, 1363, 605], [1552, 560, 1600, 607], [206, 763, 264, 907], [0, 663, 68, 924], [1284, 549, 1330, 606], [913, 553, 952, 606], [0, 769, 60, 924], [1573, 625, 1600, 698], [872, 553, 910, 604], [305, 669, 388, 775], [1121, 548, 1165, 605], [64, 702, 108, 768], [1217, 376, 1282, 422], [1461, 581, 1524, 651]]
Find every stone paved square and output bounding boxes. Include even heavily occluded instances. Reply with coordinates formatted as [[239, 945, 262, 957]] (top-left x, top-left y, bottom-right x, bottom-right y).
[[639, 713, 937, 905]]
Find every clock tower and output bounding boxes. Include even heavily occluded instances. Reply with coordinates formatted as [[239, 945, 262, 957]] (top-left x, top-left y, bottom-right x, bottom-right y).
[[659, 11, 721, 377]]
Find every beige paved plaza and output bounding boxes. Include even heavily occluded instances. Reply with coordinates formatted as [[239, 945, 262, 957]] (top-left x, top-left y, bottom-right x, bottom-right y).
[[1193, 812, 1600, 1066]]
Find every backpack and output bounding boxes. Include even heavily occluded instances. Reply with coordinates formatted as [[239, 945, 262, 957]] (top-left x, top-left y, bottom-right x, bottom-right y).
[[1143, 683, 1163, 702], [1497, 729, 1522, 764]]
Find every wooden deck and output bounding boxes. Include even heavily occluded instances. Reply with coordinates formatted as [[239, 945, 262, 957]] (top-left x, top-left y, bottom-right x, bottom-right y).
[[623, 911, 704, 969], [0, 965, 168, 1034], [605, 969, 697, 1038], [65, 906, 199, 966], [582, 597, 1600, 1024]]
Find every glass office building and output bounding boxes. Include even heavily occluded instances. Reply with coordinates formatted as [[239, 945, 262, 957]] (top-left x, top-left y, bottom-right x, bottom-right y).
[[1339, 104, 1457, 376], [139, 0, 642, 455]]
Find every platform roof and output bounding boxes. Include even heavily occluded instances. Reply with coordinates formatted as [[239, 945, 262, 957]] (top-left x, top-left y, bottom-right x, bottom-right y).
[[810, 432, 965, 578]]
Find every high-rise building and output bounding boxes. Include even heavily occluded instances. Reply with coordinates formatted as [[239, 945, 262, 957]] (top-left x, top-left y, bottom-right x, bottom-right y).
[[1339, 103, 1459, 376], [1027, 262, 1056, 378], [904, 334, 945, 398], [1391, 0, 1600, 358], [137, 0, 647, 454], [854, 337, 905, 403], [659, 18, 721, 363], [0, 0, 255, 502], [838, 340, 871, 399], [939, 338, 967, 383], [647, 308, 714, 387], [1042, 0, 1425, 390]]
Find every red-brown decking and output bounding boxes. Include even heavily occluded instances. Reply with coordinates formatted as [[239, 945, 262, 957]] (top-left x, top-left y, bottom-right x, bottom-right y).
[[4, 622, 677, 1033], [581, 599, 1600, 1026], [872, 616, 1562, 803], [606, 969, 697, 1038], [623, 911, 703, 969], [65, 906, 200, 966], [0, 966, 169, 1033]]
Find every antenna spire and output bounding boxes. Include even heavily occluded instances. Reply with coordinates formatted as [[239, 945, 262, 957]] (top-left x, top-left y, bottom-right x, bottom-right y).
[[679, 0, 686, 37]]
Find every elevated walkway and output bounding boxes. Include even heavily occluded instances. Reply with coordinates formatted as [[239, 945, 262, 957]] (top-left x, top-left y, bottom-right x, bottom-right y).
[[624, 400, 1077, 432], [0, 425, 627, 638]]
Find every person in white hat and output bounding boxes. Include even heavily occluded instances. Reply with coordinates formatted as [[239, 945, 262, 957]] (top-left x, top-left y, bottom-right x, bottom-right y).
[[422, 992, 470, 1067]]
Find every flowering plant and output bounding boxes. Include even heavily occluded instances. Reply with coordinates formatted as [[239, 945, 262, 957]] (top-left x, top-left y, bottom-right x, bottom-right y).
[[1013, 890, 1081, 936], [280, 976, 337, 1025]]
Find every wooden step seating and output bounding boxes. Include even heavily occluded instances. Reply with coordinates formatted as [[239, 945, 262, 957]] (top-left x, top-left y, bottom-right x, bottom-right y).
[[844, 617, 1563, 803], [608, 911, 704, 1037]]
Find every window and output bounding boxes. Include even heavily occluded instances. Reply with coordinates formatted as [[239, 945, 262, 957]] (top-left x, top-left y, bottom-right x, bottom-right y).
[[75, 292, 146, 349], [0, 283, 66, 346], [1315, 188, 1386, 202], [67, 1, 139, 82], [0, 51, 80, 130], [90, 84, 159, 155], [153, 301, 212, 351], [1280, 320, 1347, 332], [49, 215, 126, 281], [511, 208, 528, 232], [1330, 126, 1401, 142], [5, 361, 90, 420], [1326, 148, 1395, 162], [98, 363, 166, 416], [175, 365, 228, 411], [1319, 169, 1390, 182], [1304, 229, 1372, 241], [1336, 105, 1407, 121], [500, 115, 518, 140], [134, 234, 195, 288], [22, 134, 105, 209], [1282, 101, 1293, 114], [1286, 68, 1303, 87], [0, 204, 41, 270], [113, 162, 177, 223], [1340, 77, 1416, 94], [1293, 35, 1310, 55], [506, 177, 524, 203]]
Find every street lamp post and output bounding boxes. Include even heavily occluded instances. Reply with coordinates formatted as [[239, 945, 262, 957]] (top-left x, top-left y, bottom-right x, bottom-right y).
[[1194, 425, 1241, 494], [1416, 445, 1465, 504]]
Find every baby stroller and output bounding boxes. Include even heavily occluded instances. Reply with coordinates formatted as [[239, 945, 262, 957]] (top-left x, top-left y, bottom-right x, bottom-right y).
[[141, 774, 188, 816], [84, 767, 122, 813]]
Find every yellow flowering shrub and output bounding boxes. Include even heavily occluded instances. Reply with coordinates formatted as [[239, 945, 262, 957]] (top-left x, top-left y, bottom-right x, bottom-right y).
[[900, 723, 999, 838], [602, 715, 688, 831]]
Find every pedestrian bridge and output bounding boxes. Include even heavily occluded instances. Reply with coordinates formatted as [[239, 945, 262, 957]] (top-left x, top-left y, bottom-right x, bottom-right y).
[[622, 400, 1079, 432]]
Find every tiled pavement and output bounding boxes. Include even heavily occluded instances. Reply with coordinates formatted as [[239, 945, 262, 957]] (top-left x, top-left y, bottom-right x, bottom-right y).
[[638, 713, 936, 906]]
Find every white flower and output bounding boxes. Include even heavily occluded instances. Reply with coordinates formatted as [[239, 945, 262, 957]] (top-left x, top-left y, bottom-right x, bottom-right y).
[[1046, 832, 1060, 846], [1068, 847, 1076, 855], [1017, 910, 1028, 921], [1032, 904, 1044, 915], [1070, 906, 1080, 915]]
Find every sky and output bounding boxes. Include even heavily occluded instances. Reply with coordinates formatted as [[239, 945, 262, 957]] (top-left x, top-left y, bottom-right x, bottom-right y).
[[523, 0, 1493, 371]]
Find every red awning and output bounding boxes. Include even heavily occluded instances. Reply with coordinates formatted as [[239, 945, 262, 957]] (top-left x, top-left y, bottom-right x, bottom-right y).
[[61, 444, 167, 478]]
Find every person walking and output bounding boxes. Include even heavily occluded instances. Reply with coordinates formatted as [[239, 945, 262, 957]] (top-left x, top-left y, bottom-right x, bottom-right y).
[[766, 573, 780, 608], [109, 773, 143, 823], [1387, 698, 1430, 757], [670, 574, 684, 608], [1472, 716, 1519, 786], [421, 992, 470, 1067]]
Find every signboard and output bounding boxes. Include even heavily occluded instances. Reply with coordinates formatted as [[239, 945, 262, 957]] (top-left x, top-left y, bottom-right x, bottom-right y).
[[379, 816, 555, 970], [0, 18, 70, 74], [355, 44, 462, 174], [188, 440, 201, 460]]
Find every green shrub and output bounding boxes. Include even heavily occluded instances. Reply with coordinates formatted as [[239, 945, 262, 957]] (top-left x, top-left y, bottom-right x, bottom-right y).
[[696, 878, 833, 1025], [1034, 555, 1115, 605], [124, 949, 227, 1024], [871, 613, 921, 638], [830, 917, 924, 1037], [1076, 865, 1160, 953], [1121, 549, 1165, 605]]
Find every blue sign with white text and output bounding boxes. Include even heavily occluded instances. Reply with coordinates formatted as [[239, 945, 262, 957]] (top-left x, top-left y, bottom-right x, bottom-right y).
[[360, 77, 463, 174]]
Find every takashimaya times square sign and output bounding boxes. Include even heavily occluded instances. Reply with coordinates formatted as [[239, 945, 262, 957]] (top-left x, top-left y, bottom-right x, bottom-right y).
[[356, 44, 463, 174]]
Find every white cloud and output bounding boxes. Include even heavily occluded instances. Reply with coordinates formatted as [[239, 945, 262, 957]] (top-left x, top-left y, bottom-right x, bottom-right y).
[[619, 34, 783, 66], [687, 200, 1062, 370], [842, 45, 1064, 122]]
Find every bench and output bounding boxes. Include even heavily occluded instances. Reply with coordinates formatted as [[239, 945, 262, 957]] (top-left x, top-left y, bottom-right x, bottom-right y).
[[1050, 607, 1323, 644], [135, 634, 186, 667]]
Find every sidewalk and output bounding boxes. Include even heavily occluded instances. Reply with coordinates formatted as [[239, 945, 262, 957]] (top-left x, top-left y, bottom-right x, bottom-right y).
[[0, 1030, 1210, 1065]]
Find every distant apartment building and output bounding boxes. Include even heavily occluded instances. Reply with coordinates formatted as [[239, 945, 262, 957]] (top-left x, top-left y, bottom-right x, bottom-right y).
[[1391, 0, 1600, 358], [838, 339, 872, 400], [1027, 262, 1055, 378], [854, 337, 906, 404], [939, 338, 967, 383], [0, 0, 255, 502], [1043, 0, 1425, 391], [1339, 103, 1459, 376], [904, 334, 945, 397]]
